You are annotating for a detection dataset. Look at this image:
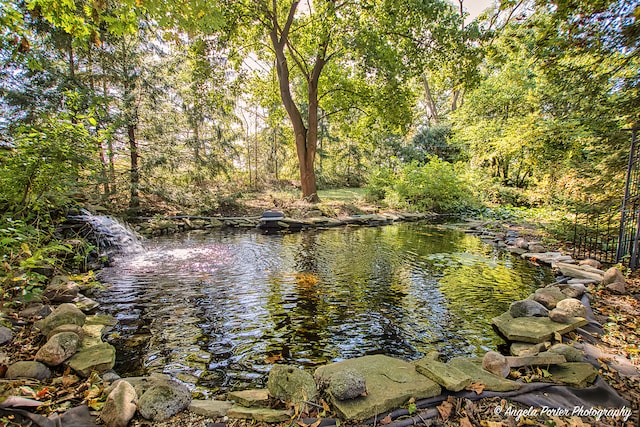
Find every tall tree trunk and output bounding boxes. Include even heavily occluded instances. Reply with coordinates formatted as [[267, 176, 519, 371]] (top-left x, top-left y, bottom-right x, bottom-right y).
[[269, 2, 320, 202], [422, 74, 439, 125], [128, 123, 140, 209]]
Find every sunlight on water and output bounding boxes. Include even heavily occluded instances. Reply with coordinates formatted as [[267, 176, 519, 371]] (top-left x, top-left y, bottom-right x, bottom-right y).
[[97, 223, 553, 395]]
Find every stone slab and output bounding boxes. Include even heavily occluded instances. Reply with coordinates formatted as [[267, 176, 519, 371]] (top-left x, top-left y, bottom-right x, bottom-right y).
[[492, 312, 588, 343], [449, 358, 521, 392], [189, 400, 233, 417], [227, 405, 292, 423], [228, 389, 270, 408], [505, 353, 566, 367], [548, 362, 598, 388], [555, 262, 604, 282], [510, 342, 549, 357], [314, 355, 441, 421], [414, 359, 472, 392]]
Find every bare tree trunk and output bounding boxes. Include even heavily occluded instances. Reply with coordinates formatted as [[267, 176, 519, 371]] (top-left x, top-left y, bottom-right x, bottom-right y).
[[128, 123, 140, 209]]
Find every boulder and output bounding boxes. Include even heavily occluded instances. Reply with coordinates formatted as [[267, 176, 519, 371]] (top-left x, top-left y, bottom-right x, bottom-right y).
[[314, 355, 440, 421], [326, 369, 367, 401], [46, 324, 84, 341], [34, 303, 86, 337], [74, 295, 99, 312], [35, 332, 80, 366], [100, 379, 138, 427], [603, 267, 626, 294], [67, 342, 116, 377], [228, 389, 270, 408], [137, 382, 192, 421], [449, 358, 521, 392], [528, 244, 546, 253], [267, 365, 318, 404], [548, 344, 584, 362], [560, 283, 587, 299], [0, 326, 12, 346], [42, 276, 80, 303], [510, 299, 549, 318], [6, 361, 52, 380], [18, 304, 52, 319], [492, 312, 588, 343], [532, 286, 566, 309], [549, 308, 570, 323], [482, 351, 509, 378], [189, 400, 233, 418], [555, 298, 586, 318]]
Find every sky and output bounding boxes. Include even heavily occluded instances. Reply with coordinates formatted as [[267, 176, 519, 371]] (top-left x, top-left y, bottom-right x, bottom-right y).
[[462, 0, 496, 20]]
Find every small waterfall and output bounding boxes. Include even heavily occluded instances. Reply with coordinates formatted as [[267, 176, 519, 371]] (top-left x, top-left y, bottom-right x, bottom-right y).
[[66, 209, 144, 257]]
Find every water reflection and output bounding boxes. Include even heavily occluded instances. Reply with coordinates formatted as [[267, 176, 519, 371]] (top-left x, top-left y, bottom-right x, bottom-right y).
[[97, 223, 553, 395]]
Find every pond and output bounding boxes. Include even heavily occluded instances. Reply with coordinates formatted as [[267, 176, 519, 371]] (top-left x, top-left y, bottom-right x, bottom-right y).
[[96, 222, 553, 395]]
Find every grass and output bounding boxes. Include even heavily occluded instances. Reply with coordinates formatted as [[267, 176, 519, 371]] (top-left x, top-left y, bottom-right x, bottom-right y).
[[317, 187, 367, 202]]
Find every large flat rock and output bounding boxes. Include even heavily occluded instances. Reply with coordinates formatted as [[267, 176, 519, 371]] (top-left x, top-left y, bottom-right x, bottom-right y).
[[314, 355, 440, 421], [448, 358, 521, 392], [548, 362, 598, 388], [492, 312, 588, 343], [555, 262, 604, 282]]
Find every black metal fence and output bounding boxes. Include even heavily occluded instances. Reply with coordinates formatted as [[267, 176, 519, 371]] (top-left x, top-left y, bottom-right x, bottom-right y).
[[572, 126, 640, 269]]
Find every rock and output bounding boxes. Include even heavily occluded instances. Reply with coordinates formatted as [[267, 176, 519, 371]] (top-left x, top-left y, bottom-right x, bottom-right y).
[[189, 400, 233, 418], [100, 379, 138, 427], [549, 308, 570, 323], [514, 238, 529, 249], [548, 344, 584, 362], [6, 361, 52, 380], [34, 303, 86, 337], [326, 369, 367, 401], [102, 370, 122, 384], [528, 244, 546, 253], [555, 298, 586, 318], [137, 382, 192, 422], [560, 283, 587, 299], [492, 312, 588, 343], [414, 359, 472, 392], [579, 259, 602, 269], [35, 332, 80, 366], [80, 315, 116, 349], [67, 342, 116, 377], [510, 299, 549, 317], [0, 326, 12, 346], [603, 267, 626, 294], [227, 406, 292, 423], [267, 365, 318, 404], [42, 276, 80, 303], [548, 362, 598, 388], [555, 262, 604, 282], [228, 389, 270, 408], [482, 351, 509, 378], [19, 304, 52, 319], [314, 355, 440, 421], [505, 352, 566, 367], [449, 358, 521, 392], [46, 324, 84, 341], [533, 286, 566, 309], [74, 295, 99, 312], [510, 342, 549, 357]]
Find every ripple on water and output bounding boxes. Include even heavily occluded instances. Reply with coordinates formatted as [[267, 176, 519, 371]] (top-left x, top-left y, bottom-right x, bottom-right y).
[[97, 224, 554, 395]]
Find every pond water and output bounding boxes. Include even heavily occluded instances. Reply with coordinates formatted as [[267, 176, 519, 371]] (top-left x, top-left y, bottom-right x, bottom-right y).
[[96, 222, 553, 395]]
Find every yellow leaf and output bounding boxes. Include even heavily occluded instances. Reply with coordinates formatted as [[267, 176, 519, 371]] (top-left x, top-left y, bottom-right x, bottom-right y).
[[21, 243, 31, 256], [466, 382, 486, 395]]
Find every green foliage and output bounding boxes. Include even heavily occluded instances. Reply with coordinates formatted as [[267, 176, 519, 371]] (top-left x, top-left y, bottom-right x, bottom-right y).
[[0, 112, 98, 211], [367, 157, 479, 214]]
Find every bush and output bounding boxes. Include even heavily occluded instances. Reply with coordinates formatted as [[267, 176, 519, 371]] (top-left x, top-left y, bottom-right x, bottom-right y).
[[366, 157, 480, 214]]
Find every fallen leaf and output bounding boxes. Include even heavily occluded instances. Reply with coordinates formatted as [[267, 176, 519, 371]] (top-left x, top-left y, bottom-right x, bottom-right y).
[[437, 400, 453, 421], [264, 353, 283, 364], [466, 382, 486, 395], [379, 414, 392, 425], [36, 387, 49, 399], [321, 399, 331, 412], [459, 416, 473, 427]]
